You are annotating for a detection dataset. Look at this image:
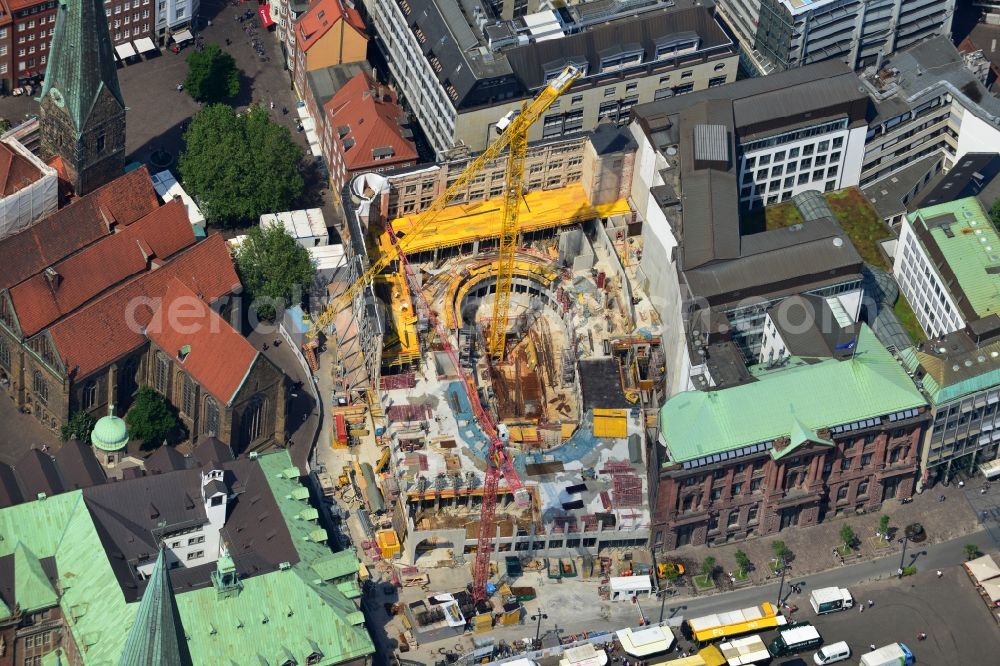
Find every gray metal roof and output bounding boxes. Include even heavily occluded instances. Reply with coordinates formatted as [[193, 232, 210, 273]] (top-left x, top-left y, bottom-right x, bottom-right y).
[[861, 154, 944, 220], [766, 294, 860, 360], [915, 153, 1000, 211], [306, 63, 365, 109], [868, 36, 1000, 126], [505, 6, 732, 91]]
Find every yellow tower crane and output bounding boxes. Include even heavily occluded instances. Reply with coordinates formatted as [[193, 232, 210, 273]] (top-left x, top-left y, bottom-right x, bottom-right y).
[[307, 65, 582, 358]]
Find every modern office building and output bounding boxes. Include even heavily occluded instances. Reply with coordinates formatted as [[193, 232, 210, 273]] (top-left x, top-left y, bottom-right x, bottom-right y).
[[901, 322, 1000, 488], [716, 0, 956, 75], [365, 0, 739, 157], [859, 37, 1000, 222], [628, 61, 869, 395], [893, 196, 1000, 340], [653, 324, 927, 549]]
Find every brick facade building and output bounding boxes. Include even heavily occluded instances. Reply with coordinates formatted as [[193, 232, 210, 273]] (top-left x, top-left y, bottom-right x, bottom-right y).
[[652, 326, 928, 549]]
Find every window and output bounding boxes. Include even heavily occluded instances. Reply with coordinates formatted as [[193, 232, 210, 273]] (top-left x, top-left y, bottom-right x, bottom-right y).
[[787, 161, 797, 173], [759, 154, 771, 166], [857, 480, 869, 496], [732, 482, 743, 495], [709, 76, 727, 87], [727, 511, 739, 527], [681, 70, 693, 79], [96, 130, 105, 153], [832, 137, 843, 149], [710, 487, 722, 501], [82, 381, 98, 410], [803, 144, 814, 156], [204, 396, 219, 435], [840, 458, 851, 471], [571, 94, 582, 105], [747, 506, 759, 523], [186, 550, 204, 561], [750, 477, 761, 492], [603, 86, 616, 98], [860, 453, 872, 468], [784, 176, 795, 188], [837, 486, 849, 500], [788, 147, 800, 158], [817, 140, 830, 152], [0, 338, 9, 370], [188, 535, 205, 545], [797, 173, 809, 185], [33, 371, 48, 405], [800, 158, 812, 170], [826, 165, 838, 179], [864, 433, 876, 445], [182, 375, 195, 415], [155, 352, 169, 394], [744, 156, 756, 169], [625, 82, 637, 92]]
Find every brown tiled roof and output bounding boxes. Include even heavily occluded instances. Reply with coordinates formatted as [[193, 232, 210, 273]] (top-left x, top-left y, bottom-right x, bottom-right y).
[[325, 72, 417, 172], [147, 279, 259, 405], [10, 199, 196, 337], [0, 141, 43, 196], [0, 167, 159, 291], [48, 234, 241, 381]]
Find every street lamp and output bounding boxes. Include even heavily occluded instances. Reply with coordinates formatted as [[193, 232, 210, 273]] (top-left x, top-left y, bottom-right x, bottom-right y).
[[897, 535, 909, 578], [530, 610, 548, 647], [776, 557, 788, 608]]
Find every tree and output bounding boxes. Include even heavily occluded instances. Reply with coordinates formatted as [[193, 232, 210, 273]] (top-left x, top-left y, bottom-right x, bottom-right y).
[[235, 222, 315, 321], [734, 550, 751, 576], [61, 410, 97, 442], [701, 556, 716, 578], [965, 543, 981, 560], [184, 43, 240, 104], [991, 198, 1000, 233], [0, 117, 10, 134], [878, 515, 891, 539], [179, 104, 304, 226], [840, 524, 856, 550], [125, 386, 181, 447], [771, 540, 790, 563]]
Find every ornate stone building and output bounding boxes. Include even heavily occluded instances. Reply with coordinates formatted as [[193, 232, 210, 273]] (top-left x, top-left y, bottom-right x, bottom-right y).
[[38, 0, 126, 195], [652, 326, 928, 549]]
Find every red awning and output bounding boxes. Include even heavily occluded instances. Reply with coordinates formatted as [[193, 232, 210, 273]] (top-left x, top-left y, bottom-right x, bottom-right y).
[[259, 4, 275, 28], [335, 413, 347, 443]]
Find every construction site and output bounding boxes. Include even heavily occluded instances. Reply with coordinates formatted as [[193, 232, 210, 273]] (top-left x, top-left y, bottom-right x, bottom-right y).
[[313, 67, 666, 643]]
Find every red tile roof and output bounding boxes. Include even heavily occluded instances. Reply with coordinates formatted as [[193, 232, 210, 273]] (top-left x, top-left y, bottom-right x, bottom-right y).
[[48, 234, 241, 381], [0, 167, 159, 291], [0, 141, 43, 195], [325, 72, 418, 172], [9, 199, 196, 337], [295, 0, 367, 52], [147, 279, 260, 405]]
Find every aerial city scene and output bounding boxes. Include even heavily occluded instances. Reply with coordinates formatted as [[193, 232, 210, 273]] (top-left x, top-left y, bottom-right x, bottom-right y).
[[5, 0, 1000, 664]]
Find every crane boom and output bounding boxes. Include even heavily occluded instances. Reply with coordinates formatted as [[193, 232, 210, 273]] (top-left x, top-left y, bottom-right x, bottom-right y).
[[307, 65, 581, 339]]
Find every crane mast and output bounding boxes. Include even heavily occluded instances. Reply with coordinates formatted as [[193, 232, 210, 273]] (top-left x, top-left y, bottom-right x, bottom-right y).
[[307, 65, 581, 604]]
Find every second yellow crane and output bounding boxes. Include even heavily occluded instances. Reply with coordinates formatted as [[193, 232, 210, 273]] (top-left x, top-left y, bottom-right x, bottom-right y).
[[308, 65, 581, 362]]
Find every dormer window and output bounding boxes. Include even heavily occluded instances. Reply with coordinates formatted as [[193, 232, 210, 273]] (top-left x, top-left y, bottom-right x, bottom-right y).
[[655, 33, 700, 61]]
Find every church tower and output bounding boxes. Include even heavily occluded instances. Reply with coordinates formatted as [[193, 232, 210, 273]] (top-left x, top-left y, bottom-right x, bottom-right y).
[[38, 0, 126, 195]]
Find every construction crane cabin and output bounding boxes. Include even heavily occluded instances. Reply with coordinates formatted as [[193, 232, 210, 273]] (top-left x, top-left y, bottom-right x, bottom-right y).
[[310, 65, 581, 604]]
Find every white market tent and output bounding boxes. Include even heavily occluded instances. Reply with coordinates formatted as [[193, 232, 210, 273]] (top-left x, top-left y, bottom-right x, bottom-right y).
[[114, 42, 136, 59], [966, 554, 1000, 585], [559, 644, 608, 666], [616, 624, 675, 657], [982, 578, 1000, 604], [134, 37, 157, 54]]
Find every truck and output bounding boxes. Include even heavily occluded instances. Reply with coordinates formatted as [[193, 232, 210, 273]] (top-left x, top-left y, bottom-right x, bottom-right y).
[[859, 643, 915, 666], [809, 587, 854, 614], [767, 623, 822, 657]]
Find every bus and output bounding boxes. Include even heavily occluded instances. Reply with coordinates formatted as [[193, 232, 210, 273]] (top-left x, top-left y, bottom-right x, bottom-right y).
[[683, 602, 786, 643]]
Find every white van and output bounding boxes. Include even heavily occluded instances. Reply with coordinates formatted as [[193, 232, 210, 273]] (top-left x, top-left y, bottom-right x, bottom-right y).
[[813, 641, 851, 665]]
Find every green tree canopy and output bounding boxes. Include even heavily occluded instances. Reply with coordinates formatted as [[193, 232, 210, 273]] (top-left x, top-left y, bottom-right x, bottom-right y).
[[179, 104, 304, 226], [61, 410, 97, 442], [184, 43, 240, 104], [235, 222, 315, 321], [125, 386, 182, 447], [701, 556, 716, 578], [840, 524, 856, 549], [734, 550, 751, 576]]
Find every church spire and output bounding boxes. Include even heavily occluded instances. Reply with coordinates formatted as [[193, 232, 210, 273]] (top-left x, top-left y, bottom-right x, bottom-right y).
[[39, 0, 126, 195], [119, 549, 192, 666]]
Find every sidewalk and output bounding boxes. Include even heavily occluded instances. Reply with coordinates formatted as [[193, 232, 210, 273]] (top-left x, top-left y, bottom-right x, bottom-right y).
[[668, 481, 980, 588]]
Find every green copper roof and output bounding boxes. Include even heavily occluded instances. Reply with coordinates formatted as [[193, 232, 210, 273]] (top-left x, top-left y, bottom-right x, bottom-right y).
[[660, 325, 927, 463], [119, 549, 192, 666], [39, 0, 125, 136], [771, 417, 835, 461], [0, 453, 375, 665], [14, 541, 58, 612], [91, 404, 128, 452], [900, 342, 1000, 405], [907, 197, 1000, 320]]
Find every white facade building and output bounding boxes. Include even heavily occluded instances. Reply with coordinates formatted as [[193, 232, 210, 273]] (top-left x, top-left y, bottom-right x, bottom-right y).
[[892, 197, 996, 339], [739, 118, 867, 209], [154, 0, 198, 43], [0, 136, 58, 240]]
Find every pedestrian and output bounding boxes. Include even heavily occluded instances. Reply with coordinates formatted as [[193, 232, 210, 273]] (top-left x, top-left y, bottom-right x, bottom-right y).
[[867, 599, 873, 608], [959, 480, 965, 488], [918, 632, 927, 641], [870, 644, 877, 651], [262, 342, 269, 351], [937, 570, 943, 578], [859, 604, 864, 613], [270, 100, 275, 110]]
